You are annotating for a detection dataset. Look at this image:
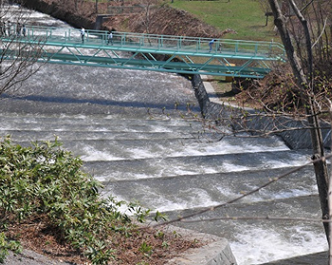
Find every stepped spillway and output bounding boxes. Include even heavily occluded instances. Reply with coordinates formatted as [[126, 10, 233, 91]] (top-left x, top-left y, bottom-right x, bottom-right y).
[[0, 99, 327, 265], [0, 5, 329, 264]]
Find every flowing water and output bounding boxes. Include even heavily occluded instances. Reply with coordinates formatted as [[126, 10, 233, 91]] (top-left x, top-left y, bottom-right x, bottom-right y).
[[0, 4, 329, 264]]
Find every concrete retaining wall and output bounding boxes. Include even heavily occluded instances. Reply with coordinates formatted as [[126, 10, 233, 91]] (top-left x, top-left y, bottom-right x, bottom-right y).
[[191, 74, 331, 150], [164, 225, 238, 265]]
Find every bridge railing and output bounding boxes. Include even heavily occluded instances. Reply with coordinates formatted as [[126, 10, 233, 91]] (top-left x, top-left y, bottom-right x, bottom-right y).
[[109, 31, 285, 58], [3, 25, 286, 59]]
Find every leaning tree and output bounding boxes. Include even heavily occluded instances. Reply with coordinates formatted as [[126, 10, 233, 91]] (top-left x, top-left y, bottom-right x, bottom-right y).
[[268, 0, 332, 246]]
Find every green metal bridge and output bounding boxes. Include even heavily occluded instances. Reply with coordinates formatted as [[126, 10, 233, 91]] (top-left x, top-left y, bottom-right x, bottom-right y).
[[0, 26, 286, 78]]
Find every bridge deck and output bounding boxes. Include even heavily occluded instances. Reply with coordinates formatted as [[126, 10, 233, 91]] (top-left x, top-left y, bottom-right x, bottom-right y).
[[1, 26, 286, 78]]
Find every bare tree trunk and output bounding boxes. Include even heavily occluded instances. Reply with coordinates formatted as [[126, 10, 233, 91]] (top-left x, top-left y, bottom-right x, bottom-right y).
[[144, 1, 151, 35], [329, 123, 332, 264], [269, 0, 330, 242]]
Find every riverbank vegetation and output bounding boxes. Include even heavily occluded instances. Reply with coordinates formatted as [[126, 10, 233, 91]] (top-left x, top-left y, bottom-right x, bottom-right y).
[[0, 136, 200, 264]]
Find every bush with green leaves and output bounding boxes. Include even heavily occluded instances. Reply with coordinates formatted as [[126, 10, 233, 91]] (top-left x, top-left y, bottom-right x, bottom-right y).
[[0, 232, 22, 263], [0, 136, 150, 264]]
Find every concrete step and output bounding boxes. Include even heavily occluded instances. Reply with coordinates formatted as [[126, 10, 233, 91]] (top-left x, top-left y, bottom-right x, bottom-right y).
[[82, 149, 311, 181], [102, 166, 317, 213], [162, 195, 327, 265], [0, 114, 204, 132], [7, 135, 289, 161], [163, 195, 323, 240], [1, 130, 199, 142]]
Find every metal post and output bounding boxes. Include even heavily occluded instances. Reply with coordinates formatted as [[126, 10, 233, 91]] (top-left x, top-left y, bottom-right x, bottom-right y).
[[269, 39, 273, 55]]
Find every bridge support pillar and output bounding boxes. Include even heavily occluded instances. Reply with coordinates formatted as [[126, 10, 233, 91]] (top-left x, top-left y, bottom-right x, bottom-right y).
[[95, 15, 112, 30], [95, 15, 104, 30]]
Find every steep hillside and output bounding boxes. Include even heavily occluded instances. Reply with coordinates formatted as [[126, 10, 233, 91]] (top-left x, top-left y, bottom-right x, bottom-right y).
[[19, 0, 231, 38]]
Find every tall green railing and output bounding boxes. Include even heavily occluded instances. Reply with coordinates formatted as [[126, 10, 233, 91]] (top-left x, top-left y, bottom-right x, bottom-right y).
[[3, 25, 285, 59]]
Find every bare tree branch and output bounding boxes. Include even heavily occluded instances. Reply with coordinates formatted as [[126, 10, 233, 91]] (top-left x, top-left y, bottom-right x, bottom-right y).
[[312, 17, 328, 49], [0, 1, 44, 96]]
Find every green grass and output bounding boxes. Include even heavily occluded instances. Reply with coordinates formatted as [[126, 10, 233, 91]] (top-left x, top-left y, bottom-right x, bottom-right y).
[[170, 0, 278, 41]]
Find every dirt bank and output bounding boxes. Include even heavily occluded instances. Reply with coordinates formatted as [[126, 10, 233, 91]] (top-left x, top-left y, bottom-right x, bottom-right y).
[[18, 0, 226, 38]]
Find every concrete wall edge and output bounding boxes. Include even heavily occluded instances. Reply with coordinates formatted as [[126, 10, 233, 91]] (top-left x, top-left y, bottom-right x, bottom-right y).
[[191, 74, 331, 150]]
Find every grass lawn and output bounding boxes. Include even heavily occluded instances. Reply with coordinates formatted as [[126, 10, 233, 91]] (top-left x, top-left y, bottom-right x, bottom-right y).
[[170, 0, 279, 41]]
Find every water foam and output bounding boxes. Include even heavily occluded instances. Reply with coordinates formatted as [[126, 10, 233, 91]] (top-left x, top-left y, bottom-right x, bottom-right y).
[[108, 186, 220, 213], [230, 225, 328, 265], [80, 146, 123, 161], [241, 183, 317, 203]]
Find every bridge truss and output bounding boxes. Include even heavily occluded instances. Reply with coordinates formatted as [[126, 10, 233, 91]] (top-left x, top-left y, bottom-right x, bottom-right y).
[[1, 27, 286, 78]]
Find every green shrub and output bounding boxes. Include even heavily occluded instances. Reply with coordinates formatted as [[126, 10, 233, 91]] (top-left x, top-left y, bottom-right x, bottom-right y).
[[0, 232, 22, 263], [0, 136, 148, 264]]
